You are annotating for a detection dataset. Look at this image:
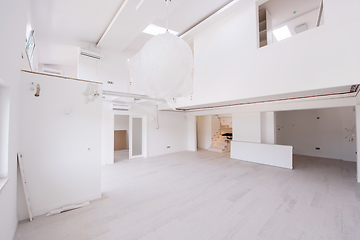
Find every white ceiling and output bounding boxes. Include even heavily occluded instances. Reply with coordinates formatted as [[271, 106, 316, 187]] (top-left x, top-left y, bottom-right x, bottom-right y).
[[31, 0, 125, 45], [31, 0, 234, 54], [32, 0, 322, 66]]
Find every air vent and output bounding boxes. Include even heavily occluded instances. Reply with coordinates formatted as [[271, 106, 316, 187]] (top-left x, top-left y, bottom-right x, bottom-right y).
[[113, 104, 131, 111], [80, 49, 101, 60], [43, 68, 63, 75]]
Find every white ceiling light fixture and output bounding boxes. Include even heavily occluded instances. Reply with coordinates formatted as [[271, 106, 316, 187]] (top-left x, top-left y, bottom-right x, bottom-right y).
[[143, 24, 179, 36], [273, 26, 292, 41], [128, 0, 193, 108], [294, 23, 308, 34]]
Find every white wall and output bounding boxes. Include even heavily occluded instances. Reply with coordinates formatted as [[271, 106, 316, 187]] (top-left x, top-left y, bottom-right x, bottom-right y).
[[261, 112, 275, 144], [197, 116, 212, 149], [233, 112, 261, 143], [78, 49, 132, 92], [276, 107, 356, 162], [231, 141, 293, 169], [18, 72, 102, 220], [175, 0, 360, 108], [114, 115, 129, 149], [102, 101, 115, 165], [0, 0, 30, 238], [220, 117, 232, 127], [39, 64, 78, 79], [0, 85, 10, 178], [187, 115, 197, 152]]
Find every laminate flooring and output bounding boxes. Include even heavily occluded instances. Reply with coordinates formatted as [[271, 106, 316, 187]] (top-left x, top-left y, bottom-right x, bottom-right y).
[[14, 151, 360, 240], [115, 150, 129, 163]]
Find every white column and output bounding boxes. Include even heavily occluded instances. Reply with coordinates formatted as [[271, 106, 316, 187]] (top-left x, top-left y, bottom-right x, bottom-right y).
[[187, 115, 197, 151], [261, 112, 275, 144]]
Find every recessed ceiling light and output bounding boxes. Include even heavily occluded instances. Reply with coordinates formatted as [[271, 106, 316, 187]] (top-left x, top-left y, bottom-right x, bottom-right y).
[[273, 26, 292, 41], [143, 24, 179, 36]]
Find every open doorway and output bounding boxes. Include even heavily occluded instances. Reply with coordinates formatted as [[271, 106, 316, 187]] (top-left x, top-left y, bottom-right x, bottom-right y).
[[113, 114, 147, 162], [196, 115, 232, 153], [114, 115, 129, 163]]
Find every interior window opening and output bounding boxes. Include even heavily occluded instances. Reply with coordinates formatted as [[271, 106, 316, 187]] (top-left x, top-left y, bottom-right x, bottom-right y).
[[258, 0, 324, 48]]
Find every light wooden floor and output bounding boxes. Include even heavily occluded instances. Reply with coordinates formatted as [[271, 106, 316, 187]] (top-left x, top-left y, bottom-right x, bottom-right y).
[[114, 149, 129, 163], [15, 151, 360, 240]]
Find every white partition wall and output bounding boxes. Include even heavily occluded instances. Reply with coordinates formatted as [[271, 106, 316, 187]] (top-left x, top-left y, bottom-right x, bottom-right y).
[[18, 72, 102, 219], [231, 141, 293, 169], [233, 112, 261, 143]]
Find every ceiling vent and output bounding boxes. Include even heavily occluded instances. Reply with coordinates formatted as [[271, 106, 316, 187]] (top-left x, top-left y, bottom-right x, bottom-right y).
[[113, 104, 131, 111], [80, 49, 101, 60], [43, 67, 63, 75], [294, 24, 308, 34]]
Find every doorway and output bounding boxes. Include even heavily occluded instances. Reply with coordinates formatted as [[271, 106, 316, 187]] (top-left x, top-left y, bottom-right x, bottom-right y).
[[196, 115, 232, 153], [114, 115, 129, 163], [113, 114, 147, 162]]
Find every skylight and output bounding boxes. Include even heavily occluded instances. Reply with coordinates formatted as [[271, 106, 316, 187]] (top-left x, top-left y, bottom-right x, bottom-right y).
[[273, 26, 292, 41], [143, 24, 179, 36]]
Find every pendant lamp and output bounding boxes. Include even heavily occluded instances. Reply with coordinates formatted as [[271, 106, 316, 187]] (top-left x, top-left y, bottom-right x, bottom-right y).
[[128, 0, 194, 107]]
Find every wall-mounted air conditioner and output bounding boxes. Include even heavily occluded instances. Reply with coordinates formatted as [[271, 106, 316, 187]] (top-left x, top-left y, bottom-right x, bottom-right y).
[[113, 104, 131, 111], [80, 49, 101, 60]]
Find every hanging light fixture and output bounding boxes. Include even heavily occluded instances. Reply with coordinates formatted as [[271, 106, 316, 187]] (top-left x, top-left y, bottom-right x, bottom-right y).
[[128, 0, 194, 107]]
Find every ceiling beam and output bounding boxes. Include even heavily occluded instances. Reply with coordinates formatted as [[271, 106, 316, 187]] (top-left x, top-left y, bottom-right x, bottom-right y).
[[96, 0, 130, 47]]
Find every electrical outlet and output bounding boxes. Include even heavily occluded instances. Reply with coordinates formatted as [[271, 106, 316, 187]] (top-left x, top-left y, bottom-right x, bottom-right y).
[[107, 81, 114, 84], [167, 146, 170, 148]]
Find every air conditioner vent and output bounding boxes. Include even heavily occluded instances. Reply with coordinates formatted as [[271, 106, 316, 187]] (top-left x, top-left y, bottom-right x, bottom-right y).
[[80, 49, 101, 60], [113, 104, 131, 111], [43, 68, 63, 75]]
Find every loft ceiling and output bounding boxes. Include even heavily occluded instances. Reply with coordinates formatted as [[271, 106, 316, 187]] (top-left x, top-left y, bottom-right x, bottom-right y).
[[260, 0, 322, 27], [32, 0, 323, 65], [32, 0, 236, 53]]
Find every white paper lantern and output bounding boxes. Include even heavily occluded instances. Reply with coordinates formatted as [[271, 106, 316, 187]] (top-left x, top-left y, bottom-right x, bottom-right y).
[[128, 32, 193, 105]]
